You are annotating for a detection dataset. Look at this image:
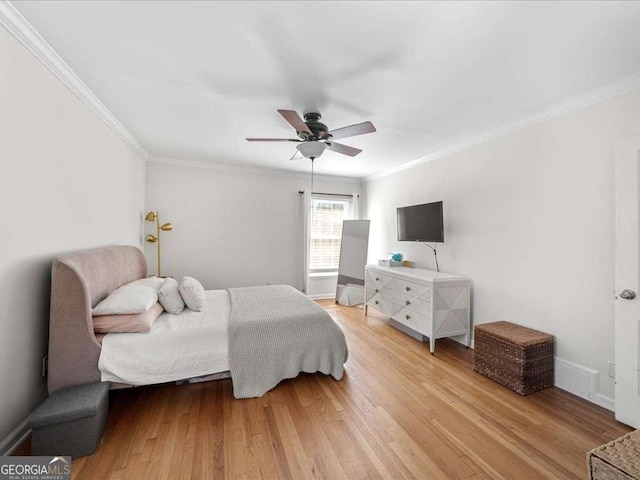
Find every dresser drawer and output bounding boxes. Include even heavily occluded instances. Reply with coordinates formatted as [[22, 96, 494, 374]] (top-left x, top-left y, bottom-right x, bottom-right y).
[[366, 269, 393, 289], [392, 277, 432, 301], [392, 306, 431, 336], [380, 287, 400, 303], [383, 288, 430, 306], [367, 296, 394, 316], [365, 286, 378, 301], [397, 296, 431, 317], [366, 285, 395, 302]]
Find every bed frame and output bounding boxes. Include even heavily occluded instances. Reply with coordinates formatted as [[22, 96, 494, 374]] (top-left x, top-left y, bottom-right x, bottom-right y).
[[48, 245, 147, 394]]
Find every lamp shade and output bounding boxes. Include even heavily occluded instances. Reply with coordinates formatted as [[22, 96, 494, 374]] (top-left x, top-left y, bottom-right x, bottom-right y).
[[146, 234, 157, 243], [160, 222, 173, 231], [296, 141, 326, 159], [145, 211, 156, 222]]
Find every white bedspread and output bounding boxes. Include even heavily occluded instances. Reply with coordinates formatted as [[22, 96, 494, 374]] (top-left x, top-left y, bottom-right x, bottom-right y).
[[99, 290, 230, 385]]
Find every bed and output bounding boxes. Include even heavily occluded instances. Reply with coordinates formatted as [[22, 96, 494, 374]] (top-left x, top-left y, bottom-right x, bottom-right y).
[[47, 245, 348, 398]]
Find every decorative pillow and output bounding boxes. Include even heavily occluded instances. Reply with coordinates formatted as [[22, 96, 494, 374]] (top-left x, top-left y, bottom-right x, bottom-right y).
[[179, 276, 205, 312], [92, 285, 158, 316], [158, 277, 185, 314], [127, 276, 165, 291], [93, 303, 164, 333]]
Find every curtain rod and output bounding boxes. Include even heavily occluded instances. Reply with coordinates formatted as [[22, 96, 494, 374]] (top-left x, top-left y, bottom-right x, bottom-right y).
[[298, 191, 359, 198]]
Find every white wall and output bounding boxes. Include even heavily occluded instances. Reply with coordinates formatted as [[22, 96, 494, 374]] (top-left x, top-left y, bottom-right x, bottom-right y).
[[145, 161, 361, 296], [364, 88, 640, 403], [0, 26, 145, 445], [307, 274, 341, 300]]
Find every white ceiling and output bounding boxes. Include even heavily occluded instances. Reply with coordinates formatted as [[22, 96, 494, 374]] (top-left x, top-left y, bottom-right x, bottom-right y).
[[12, 1, 640, 178]]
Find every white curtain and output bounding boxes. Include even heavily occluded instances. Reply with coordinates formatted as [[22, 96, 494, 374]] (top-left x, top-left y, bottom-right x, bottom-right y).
[[351, 193, 360, 220], [299, 191, 311, 294]]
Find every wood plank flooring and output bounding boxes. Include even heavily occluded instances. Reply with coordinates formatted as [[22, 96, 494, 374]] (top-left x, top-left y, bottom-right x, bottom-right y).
[[68, 300, 631, 479]]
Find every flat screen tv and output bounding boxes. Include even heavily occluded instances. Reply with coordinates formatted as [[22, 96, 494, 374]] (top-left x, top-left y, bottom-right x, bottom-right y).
[[397, 201, 444, 242]]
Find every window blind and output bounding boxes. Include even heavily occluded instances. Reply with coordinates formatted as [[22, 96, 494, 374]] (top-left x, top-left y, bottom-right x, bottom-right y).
[[309, 195, 353, 273]]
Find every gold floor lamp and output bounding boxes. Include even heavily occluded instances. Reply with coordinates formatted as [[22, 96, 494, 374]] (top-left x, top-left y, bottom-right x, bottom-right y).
[[145, 211, 173, 277]]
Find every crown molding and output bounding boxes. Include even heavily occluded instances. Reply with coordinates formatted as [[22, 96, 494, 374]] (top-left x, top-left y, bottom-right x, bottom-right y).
[[147, 156, 363, 184], [363, 71, 640, 182], [0, 1, 149, 159]]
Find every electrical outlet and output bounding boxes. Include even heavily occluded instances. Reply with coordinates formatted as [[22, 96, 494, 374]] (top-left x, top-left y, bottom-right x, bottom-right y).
[[608, 361, 615, 378], [42, 355, 48, 378]]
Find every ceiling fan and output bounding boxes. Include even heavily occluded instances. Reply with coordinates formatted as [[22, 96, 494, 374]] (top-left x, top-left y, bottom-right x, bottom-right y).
[[246, 110, 376, 160]]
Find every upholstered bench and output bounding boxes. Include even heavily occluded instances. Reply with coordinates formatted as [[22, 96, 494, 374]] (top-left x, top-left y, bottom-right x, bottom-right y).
[[474, 321, 554, 395], [29, 382, 110, 458], [588, 430, 640, 479]]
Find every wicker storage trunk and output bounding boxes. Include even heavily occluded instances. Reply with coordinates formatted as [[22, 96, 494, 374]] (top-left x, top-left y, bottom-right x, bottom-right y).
[[474, 321, 554, 395], [587, 430, 640, 480]]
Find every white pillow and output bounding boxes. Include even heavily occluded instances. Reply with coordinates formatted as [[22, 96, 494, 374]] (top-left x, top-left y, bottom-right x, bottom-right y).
[[127, 276, 165, 291], [158, 277, 185, 314], [92, 285, 158, 316], [179, 276, 205, 312]]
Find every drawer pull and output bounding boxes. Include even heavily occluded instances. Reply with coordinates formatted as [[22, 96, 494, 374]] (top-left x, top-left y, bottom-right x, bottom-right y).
[[405, 300, 411, 306], [405, 314, 411, 320], [405, 286, 411, 292], [375, 277, 380, 281], [375, 288, 379, 293], [375, 300, 379, 305]]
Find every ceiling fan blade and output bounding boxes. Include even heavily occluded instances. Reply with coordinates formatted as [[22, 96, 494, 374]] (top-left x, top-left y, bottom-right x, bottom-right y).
[[325, 141, 362, 157], [246, 138, 301, 142], [289, 151, 304, 161], [278, 110, 312, 135], [328, 121, 376, 140]]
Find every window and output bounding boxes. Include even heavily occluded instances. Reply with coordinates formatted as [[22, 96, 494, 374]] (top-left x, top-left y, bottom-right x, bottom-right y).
[[309, 195, 353, 274]]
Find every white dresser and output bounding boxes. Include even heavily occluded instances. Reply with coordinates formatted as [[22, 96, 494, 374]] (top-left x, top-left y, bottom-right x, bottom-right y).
[[365, 265, 471, 354]]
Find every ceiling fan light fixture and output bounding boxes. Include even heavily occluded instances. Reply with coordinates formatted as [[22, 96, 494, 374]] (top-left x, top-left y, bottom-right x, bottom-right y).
[[296, 141, 326, 159], [248, 109, 375, 160]]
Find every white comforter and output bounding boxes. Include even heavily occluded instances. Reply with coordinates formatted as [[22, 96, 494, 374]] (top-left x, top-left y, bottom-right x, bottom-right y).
[[99, 290, 230, 385]]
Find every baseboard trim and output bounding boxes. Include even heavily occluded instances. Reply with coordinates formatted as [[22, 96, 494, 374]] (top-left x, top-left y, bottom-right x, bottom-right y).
[[0, 418, 30, 456], [308, 294, 336, 300], [589, 393, 615, 412], [554, 357, 614, 411]]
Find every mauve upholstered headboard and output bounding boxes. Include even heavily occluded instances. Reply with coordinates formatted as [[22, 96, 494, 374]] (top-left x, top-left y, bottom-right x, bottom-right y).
[[48, 245, 147, 393]]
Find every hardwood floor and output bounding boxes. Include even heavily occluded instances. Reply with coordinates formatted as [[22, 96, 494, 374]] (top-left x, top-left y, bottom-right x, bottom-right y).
[[67, 300, 630, 479]]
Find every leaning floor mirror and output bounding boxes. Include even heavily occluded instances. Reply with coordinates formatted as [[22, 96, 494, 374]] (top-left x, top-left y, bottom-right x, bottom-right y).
[[336, 220, 371, 307]]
